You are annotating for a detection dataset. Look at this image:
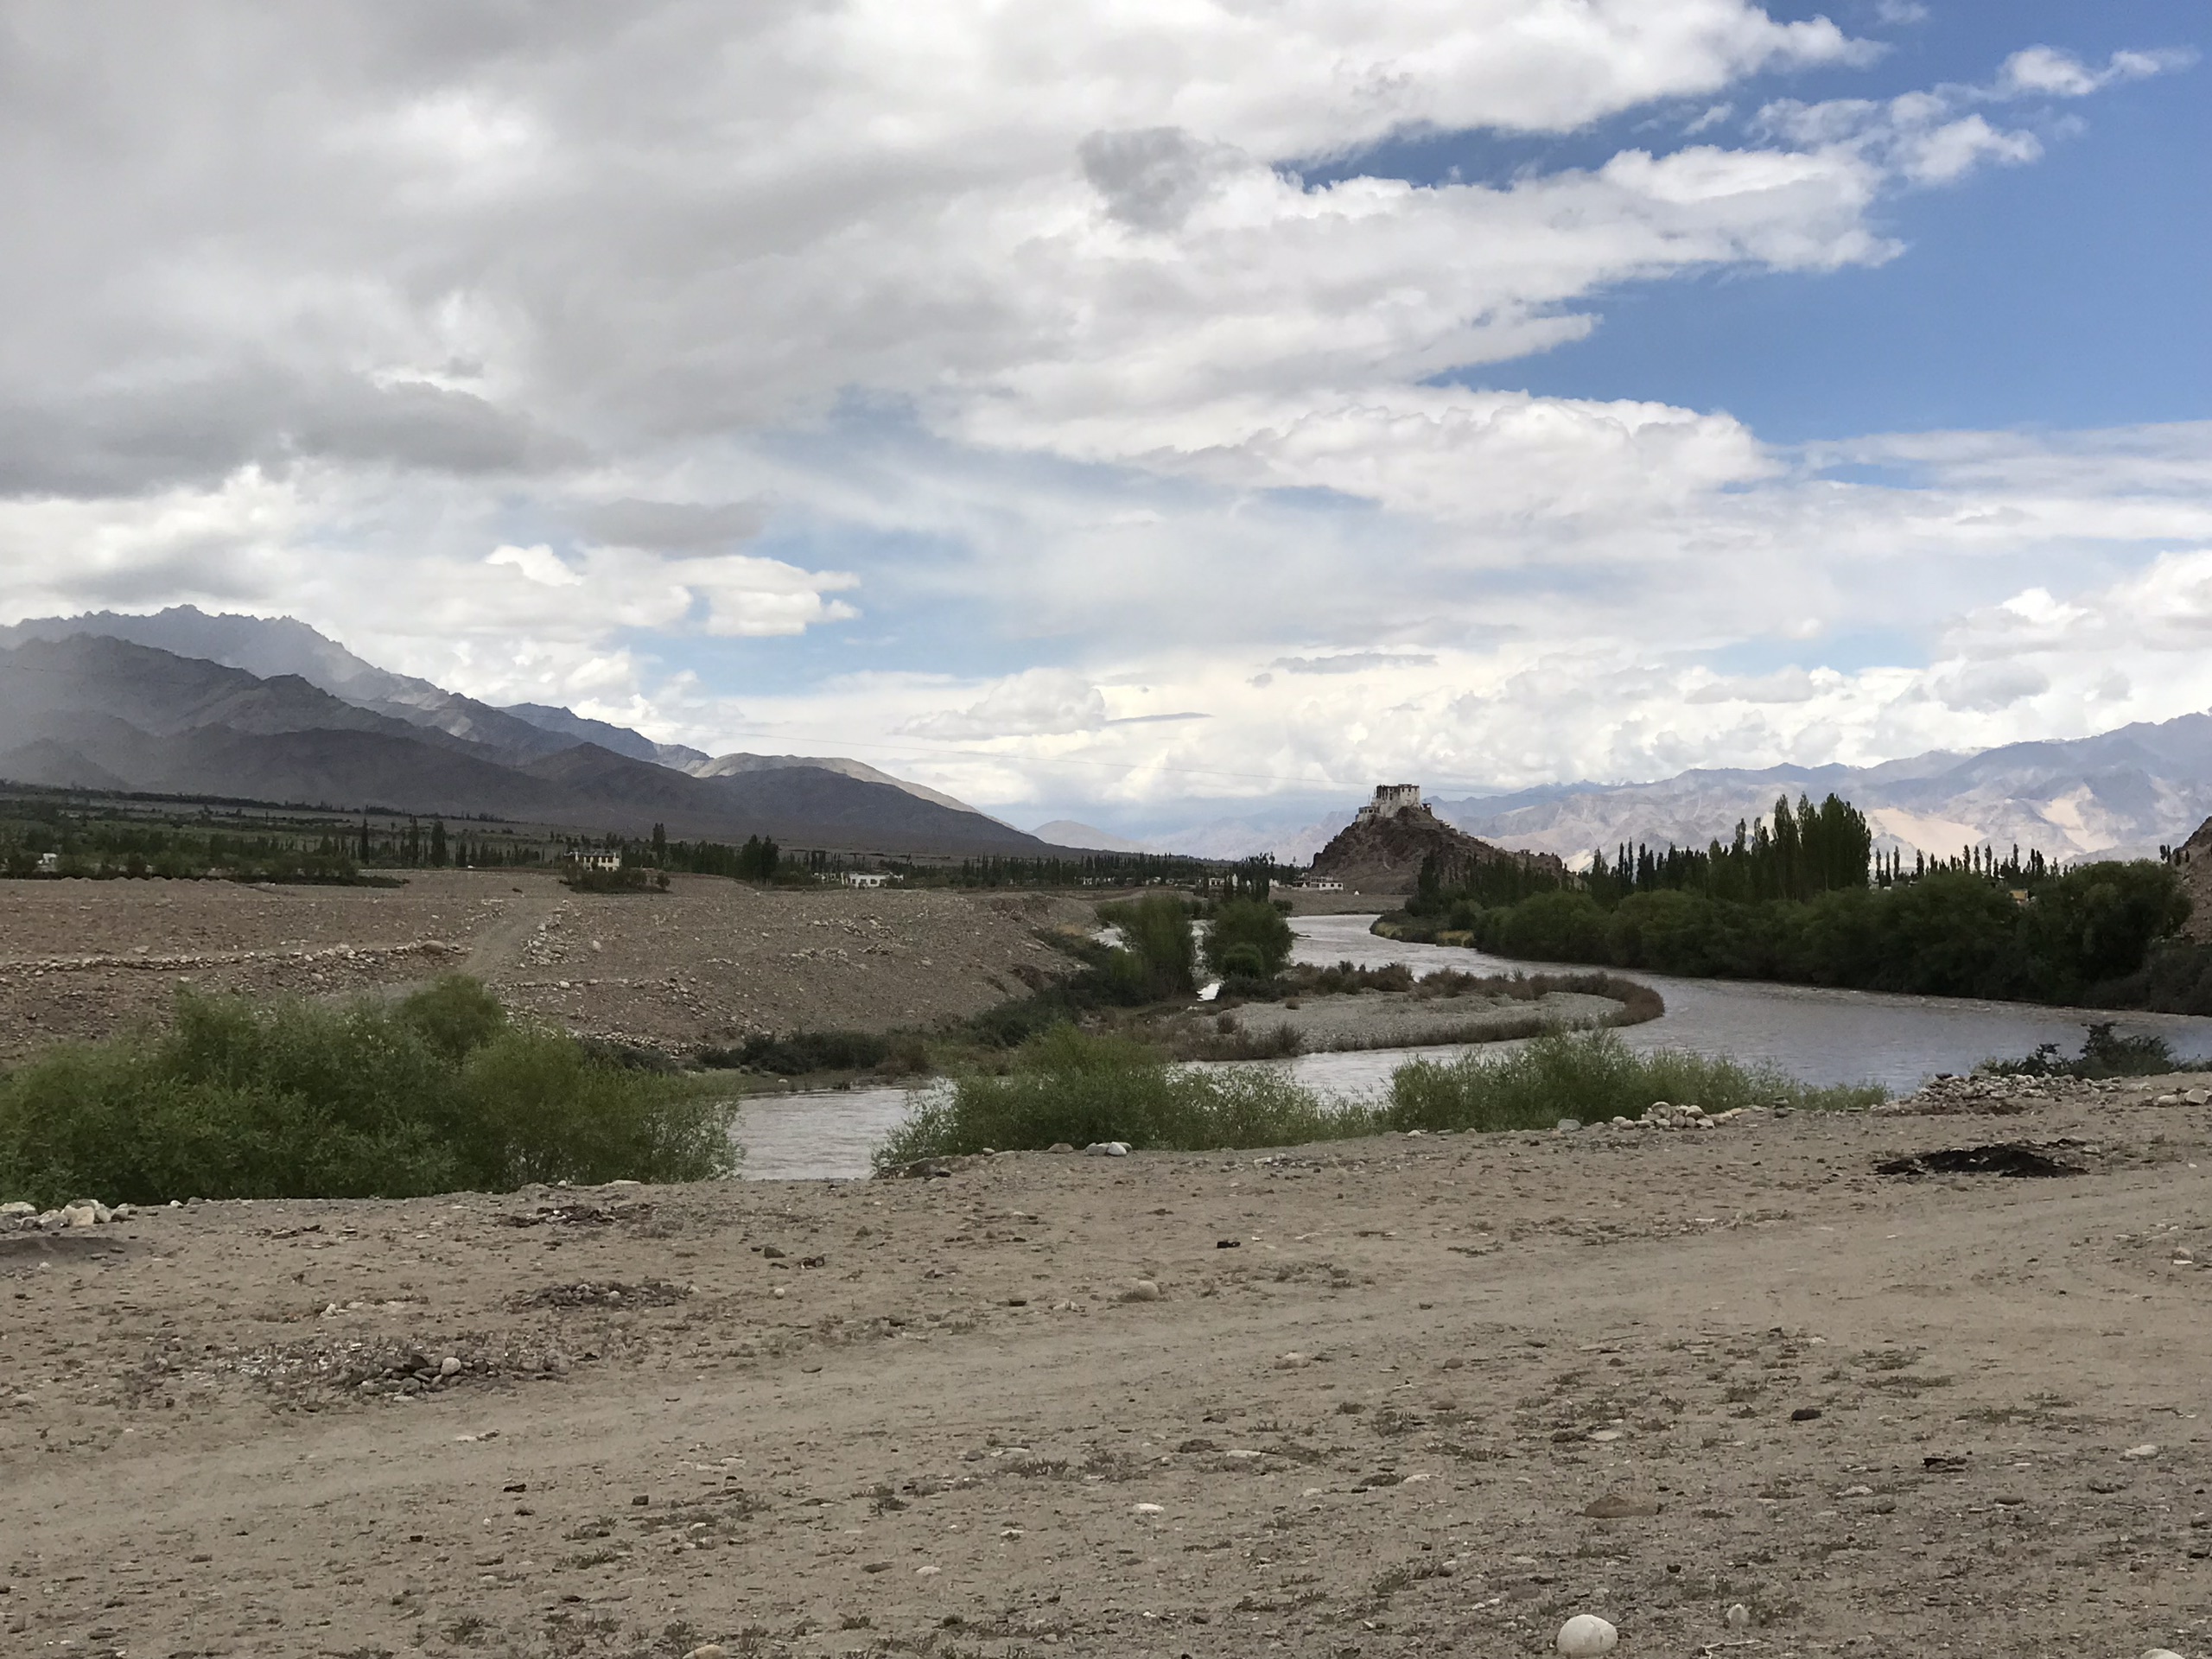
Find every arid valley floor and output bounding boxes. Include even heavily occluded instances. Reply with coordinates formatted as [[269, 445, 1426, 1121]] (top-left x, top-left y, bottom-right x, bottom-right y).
[[0, 874, 1094, 1065], [6, 1082, 2209, 1657]]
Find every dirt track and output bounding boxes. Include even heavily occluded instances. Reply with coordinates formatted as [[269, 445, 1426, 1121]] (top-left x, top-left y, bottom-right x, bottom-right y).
[[5, 1085, 2209, 1656], [0, 874, 1091, 1062]]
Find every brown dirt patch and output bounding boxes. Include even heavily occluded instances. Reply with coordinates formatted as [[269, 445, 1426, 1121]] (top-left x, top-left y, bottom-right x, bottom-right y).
[[5, 1088, 2209, 1656]]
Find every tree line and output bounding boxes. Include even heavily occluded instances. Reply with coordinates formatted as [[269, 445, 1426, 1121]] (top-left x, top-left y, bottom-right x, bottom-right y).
[[1395, 792, 2198, 1007]]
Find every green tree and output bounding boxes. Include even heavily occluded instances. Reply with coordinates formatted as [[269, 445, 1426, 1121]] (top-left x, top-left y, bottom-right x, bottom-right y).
[[1205, 897, 1294, 981]]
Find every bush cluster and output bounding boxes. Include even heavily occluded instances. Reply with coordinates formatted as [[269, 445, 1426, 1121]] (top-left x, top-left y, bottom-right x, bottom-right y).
[[1095, 894, 1198, 1000], [874, 1026, 1363, 1164], [1203, 897, 1294, 983], [698, 1028, 927, 1076], [1398, 863, 2190, 1005], [1982, 1021, 2196, 1079], [1382, 1030, 1883, 1135], [873, 1025, 1882, 1165], [0, 978, 736, 1207]]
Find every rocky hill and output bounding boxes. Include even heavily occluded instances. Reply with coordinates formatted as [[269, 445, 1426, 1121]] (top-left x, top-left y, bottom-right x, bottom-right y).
[[1309, 799, 1562, 896], [2170, 814, 2212, 941]]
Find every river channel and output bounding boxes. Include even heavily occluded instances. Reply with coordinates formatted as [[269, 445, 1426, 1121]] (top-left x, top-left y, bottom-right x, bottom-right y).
[[734, 912, 2212, 1179]]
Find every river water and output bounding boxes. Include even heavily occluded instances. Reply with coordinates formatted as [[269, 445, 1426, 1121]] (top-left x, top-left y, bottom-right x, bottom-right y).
[[733, 912, 2212, 1179]]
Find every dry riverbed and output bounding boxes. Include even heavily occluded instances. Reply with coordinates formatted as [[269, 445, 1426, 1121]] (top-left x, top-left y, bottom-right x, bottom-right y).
[[4, 1075, 2209, 1656]]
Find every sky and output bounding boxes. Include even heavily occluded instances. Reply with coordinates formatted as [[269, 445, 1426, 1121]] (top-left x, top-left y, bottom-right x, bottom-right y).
[[0, 1, 2207, 840]]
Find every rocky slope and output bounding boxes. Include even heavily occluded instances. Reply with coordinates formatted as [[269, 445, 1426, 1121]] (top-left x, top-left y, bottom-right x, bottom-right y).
[[1308, 802, 1564, 895]]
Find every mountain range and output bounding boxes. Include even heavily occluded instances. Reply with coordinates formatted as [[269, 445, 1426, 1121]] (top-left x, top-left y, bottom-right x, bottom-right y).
[[1433, 719, 2212, 869], [1119, 721, 2212, 870], [0, 609, 1060, 857], [13, 606, 2212, 871]]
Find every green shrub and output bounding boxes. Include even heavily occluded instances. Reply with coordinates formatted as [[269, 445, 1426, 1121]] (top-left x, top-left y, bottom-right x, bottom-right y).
[[1095, 894, 1198, 1000], [0, 977, 735, 1207], [700, 1029, 895, 1075], [874, 1024, 1365, 1164], [1982, 1020, 2195, 1079], [1383, 1029, 1884, 1135], [1205, 898, 1294, 980]]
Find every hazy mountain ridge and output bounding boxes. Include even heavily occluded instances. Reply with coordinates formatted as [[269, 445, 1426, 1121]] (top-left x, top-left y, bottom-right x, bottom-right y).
[[0, 606, 995, 823], [501, 702, 711, 771], [1031, 819, 1150, 855], [1127, 712, 2212, 868], [1432, 718, 2212, 868], [0, 633, 1063, 855]]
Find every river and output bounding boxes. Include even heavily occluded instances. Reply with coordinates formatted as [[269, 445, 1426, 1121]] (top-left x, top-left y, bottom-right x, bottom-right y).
[[733, 912, 2212, 1179]]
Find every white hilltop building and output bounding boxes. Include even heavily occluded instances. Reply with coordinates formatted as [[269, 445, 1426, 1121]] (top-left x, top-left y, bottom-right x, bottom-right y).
[[1354, 785, 1424, 824]]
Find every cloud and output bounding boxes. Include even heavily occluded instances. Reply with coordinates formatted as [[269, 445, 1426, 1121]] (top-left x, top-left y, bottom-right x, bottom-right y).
[[902, 671, 1109, 739], [1272, 652, 1439, 676], [1935, 661, 2051, 713], [487, 544, 582, 587], [1684, 667, 1824, 704], [1752, 41, 2190, 193], [0, 7, 2196, 820], [1996, 46, 2196, 99], [572, 499, 767, 551]]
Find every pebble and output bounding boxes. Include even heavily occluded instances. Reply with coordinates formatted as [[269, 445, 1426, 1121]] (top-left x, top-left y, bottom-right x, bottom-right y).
[[1122, 1280, 1162, 1302], [1726, 1603, 1751, 1629], [2141, 1649, 2185, 1659], [1556, 1117, 1582, 1134], [2123, 1444, 2160, 1459], [1556, 1612, 1618, 1655], [682, 1647, 727, 1659], [440, 1356, 462, 1377], [1084, 1141, 1130, 1157]]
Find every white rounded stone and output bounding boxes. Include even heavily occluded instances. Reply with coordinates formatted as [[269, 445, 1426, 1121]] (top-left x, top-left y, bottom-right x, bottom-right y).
[[1557, 1613, 1618, 1655]]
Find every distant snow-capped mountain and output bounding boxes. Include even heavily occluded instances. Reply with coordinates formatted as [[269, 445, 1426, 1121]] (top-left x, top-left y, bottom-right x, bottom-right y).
[[1433, 715, 2212, 868]]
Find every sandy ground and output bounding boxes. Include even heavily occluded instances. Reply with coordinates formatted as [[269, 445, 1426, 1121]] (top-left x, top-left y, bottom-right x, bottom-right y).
[[1216, 989, 1626, 1051], [6, 1083, 2209, 1656], [0, 874, 1093, 1062]]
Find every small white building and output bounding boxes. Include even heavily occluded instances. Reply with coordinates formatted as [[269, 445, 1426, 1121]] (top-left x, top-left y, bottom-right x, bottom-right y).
[[564, 849, 623, 874], [844, 871, 890, 889], [35, 851, 59, 874], [1304, 875, 1344, 893]]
